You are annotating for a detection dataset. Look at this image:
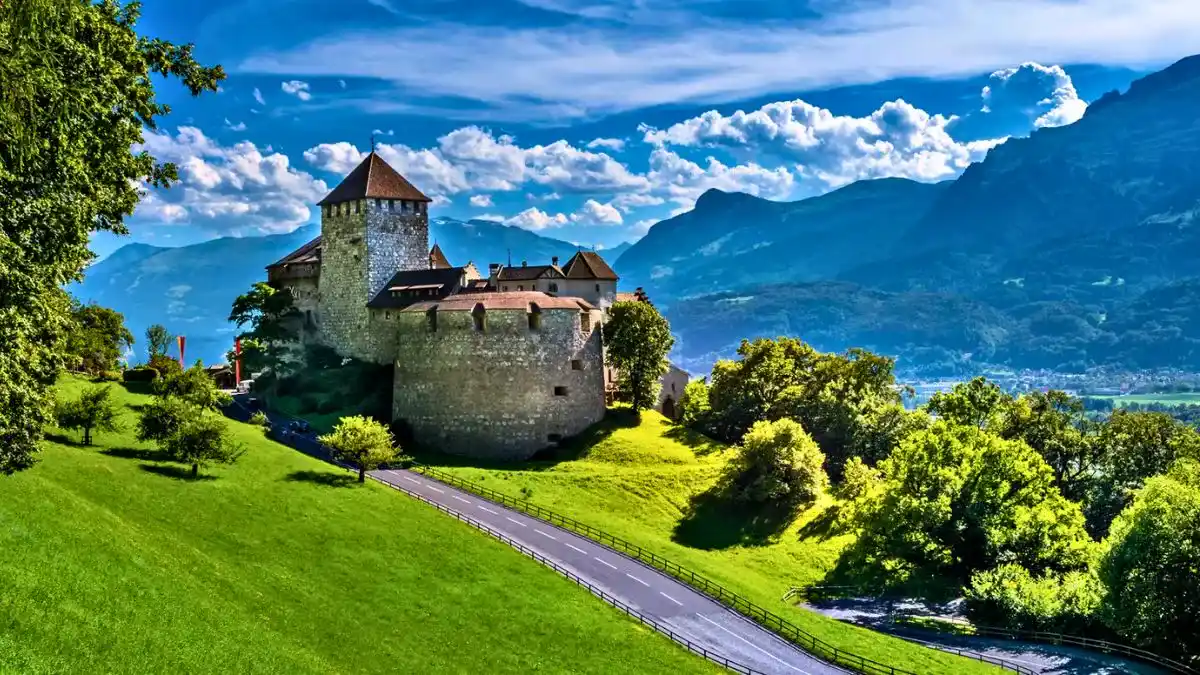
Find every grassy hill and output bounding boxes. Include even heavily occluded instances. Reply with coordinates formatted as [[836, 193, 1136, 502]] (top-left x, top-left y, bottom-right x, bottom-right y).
[[427, 410, 1001, 675], [0, 377, 715, 675]]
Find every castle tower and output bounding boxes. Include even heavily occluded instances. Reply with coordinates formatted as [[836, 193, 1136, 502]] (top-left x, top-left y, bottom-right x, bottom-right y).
[[316, 152, 432, 361]]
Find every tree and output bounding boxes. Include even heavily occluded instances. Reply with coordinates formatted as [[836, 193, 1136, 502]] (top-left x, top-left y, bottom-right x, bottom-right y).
[[145, 324, 171, 360], [847, 421, 1094, 585], [603, 301, 674, 412], [318, 416, 399, 483], [678, 379, 713, 431], [63, 300, 135, 375], [162, 412, 244, 478], [1097, 459, 1200, 661], [54, 385, 121, 445], [154, 363, 232, 410], [228, 282, 300, 377], [724, 418, 828, 509], [137, 396, 190, 444], [0, 0, 223, 474], [1085, 409, 1200, 537]]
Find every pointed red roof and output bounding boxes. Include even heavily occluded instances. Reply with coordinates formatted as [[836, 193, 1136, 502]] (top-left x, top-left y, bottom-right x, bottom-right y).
[[562, 251, 618, 281], [318, 152, 431, 205], [429, 243, 452, 269]]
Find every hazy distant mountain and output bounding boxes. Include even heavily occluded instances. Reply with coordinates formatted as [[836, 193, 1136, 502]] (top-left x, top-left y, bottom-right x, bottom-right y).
[[74, 218, 599, 365], [620, 54, 1200, 375]]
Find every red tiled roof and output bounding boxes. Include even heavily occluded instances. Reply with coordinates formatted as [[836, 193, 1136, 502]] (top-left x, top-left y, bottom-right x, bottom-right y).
[[496, 264, 563, 282], [402, 291, 595, 313], [562, 251, 618, 281], [318, 152, 431, 205], [429, 243, 452, 269]]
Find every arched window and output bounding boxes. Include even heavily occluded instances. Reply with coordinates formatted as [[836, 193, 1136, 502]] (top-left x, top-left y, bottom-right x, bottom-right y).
[[472, 303, 486, 332], [528, 303, 542, 331]]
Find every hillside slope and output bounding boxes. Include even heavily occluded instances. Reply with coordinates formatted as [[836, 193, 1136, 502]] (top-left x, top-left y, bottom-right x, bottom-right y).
[[0, 378, 714, 675]]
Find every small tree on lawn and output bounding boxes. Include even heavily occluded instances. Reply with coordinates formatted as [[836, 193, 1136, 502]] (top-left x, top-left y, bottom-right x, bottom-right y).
[[154, 362, 232, 410], [725, 418, 828, 509], [137, 396, 191, 444], [163, 412, 244, 478], [319, 416, 399, 483], [55, 385, 121, 445], [603, 301, 674, 413]]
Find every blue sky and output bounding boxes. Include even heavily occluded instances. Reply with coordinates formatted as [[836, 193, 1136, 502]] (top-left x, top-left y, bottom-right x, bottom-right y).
[[98, 0, 1200, 259]]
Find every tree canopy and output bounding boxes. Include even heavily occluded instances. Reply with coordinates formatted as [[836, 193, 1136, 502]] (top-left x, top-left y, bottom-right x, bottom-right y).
[[54, 384, 122, 446], [63, 300, 135, 374], [228, 282, 300, 378], [602, 301, 673, 412], [145, 324, 172, 360], [0, 0, 222, 474], [318, 416, 399, 483]]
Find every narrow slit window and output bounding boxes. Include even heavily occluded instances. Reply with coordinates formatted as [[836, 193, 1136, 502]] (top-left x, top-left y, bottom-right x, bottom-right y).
[[554, 386, 568, 397], [571, 359, 583, 371], [528, 303, 541, 330], [427, 307, 438, 332], [472, 303, 486, 332]]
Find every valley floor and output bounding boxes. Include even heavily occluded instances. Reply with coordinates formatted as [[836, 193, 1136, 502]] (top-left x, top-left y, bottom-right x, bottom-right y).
[[0, 377, 714, 674]]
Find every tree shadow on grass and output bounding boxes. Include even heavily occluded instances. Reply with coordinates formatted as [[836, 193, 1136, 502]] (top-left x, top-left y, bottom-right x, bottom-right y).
[[44, 432, 87, 447], [285, 470, 358, 488], [120, 381, 156, 396], [662, 426, 726, 456], [796, 506, 841, 541], [672, 481, 799, 550], [139, 464, 216, 482], [102, 446, 170, 462]]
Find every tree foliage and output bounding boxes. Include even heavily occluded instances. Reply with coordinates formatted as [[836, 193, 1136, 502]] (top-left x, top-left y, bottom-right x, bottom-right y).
[[154, 363, 232, 410], [602, 301, 674, 412], [63, 301, 135, 374], [162, 412, 244, 478], [724, 418, 828, 509], [54, 385, 121, 445], [964, 564, 1103, 634], [318, 416, 400, 483], [0, 0, 222, 473], [145, 324, 171, 360], [1097, 459, 1200, 661], [677, 379, 713, 431], [228, 282, 300, 377], [847, 421, 1094, 586], [136, 396, 190, 444]]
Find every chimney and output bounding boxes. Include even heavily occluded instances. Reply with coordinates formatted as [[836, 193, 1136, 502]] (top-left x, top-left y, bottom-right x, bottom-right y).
[[489, 263, 501, 274], [552, 256, 559, 266]]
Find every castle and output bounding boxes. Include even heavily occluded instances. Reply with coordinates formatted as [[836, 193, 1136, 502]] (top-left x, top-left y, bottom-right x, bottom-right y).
[[265, 152, 686, 459]]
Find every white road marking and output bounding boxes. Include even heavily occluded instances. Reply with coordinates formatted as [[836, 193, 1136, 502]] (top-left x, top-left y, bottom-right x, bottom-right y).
[[402, 475, 421, 484], [506, 517, 527, 527], [427, 485, 445, 494], [477, 505, 499, 515], [594, 557, 618, 569], [660, 592, 683, 606], [536, 530, 557, 540], [699, 616, 810, 674], [626, 573, 650, 587], [453, 495, 471, 504], [565, 542, 588, 554]]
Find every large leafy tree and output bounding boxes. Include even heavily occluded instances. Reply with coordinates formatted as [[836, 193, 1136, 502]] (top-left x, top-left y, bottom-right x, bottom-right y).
[[602, 301, 674, 412], [64, 300, 135, 374], [724, 418, 827, 509], [847, 421, 1094, 586], [1098, 459, 1200, 661], [153, 363, 232, 410], [0, 0, 223, 473], [228, 282, 300, 379]]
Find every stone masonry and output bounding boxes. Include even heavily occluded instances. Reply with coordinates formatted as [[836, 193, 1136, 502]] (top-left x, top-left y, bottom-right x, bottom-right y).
[[392, 293, 606, 460]]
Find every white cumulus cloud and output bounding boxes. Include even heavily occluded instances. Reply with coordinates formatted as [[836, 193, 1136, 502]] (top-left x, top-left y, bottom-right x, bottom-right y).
[[252, 87, 266, 105], [982, 62, 1087, 128], [586, 137, 626, 152], [570, 199, 624, 226], [281, 80, 312, 101], [469, 194, 494, 207]]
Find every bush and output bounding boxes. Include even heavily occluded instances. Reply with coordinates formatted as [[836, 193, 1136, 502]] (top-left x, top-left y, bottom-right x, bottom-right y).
[[123, 367, 160, 383], [154, 365, 232, 410], [965, 564, 1102, 634], [725, 418, 828, 509], [96, 370, 122, 383], [147, 354, 182, 378], [678, 379, 712, 431], [249, 411, 270, 427]]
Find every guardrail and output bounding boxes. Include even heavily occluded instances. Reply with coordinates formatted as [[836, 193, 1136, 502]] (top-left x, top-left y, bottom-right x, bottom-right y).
[[413, 466, 988, 675], [370, 474, 763, 675], [783, 586, 1198, 675]]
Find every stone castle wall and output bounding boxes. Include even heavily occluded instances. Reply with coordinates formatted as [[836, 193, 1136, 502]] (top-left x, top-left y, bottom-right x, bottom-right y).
[[317, 199, 428, 363], [392, 307, 606, 459]]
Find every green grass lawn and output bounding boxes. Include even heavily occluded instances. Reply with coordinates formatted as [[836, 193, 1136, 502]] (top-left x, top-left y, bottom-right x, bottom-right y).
[[427, 409, 1003, 675], [0, 377, 716, 675]]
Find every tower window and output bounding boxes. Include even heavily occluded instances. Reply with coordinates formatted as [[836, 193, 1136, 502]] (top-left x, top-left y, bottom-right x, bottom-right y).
[[388, 200, 395, 211], [595, 284, 601, 293], [554, 386, 568, 397], [549, 283, 558, 293], [581, 312, 592, 333], [375, 198, 382, 209], [401, 201, 409, 214], [571, 359, 583, 371]]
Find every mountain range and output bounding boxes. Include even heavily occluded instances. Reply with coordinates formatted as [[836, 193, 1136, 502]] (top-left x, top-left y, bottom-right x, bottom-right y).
[[79, 54, 1200, 376]]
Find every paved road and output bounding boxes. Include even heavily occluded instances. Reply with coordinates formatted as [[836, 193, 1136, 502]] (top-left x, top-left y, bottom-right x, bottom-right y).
[[371, 468, 846, 675]]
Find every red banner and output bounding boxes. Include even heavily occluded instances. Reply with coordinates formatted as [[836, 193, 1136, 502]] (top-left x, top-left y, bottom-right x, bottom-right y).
[[177, 335, 186, 369], [234, 338, 242, 387]]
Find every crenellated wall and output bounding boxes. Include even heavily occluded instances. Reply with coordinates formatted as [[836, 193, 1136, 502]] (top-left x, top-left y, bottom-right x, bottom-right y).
[[392, 306, 606, 459]]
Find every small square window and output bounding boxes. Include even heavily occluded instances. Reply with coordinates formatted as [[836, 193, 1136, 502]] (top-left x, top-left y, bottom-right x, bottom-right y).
[[554, 386, 568, 397], [571, 360, 583, 371]]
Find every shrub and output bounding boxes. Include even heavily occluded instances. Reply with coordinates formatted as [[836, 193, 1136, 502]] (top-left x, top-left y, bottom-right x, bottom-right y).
[[123, 367, 160, 383], [147, 354, 183, 378], [96, 370, 122, 383], [154, 365, 231, 410], [678, 379, 713, 431], [725, 418, 828, 509], [249, 411, 270, 427], [965, 564, 1102, 634]]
